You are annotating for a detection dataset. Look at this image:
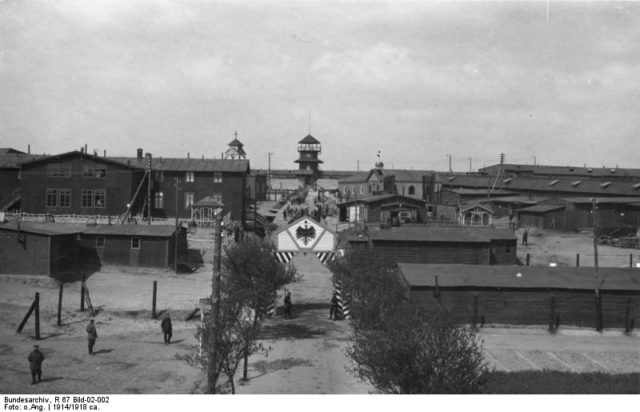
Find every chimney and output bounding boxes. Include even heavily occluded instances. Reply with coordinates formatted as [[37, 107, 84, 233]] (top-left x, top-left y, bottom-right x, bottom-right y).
[[202, 154, 204, 160], [103, 149, 107, 157], [187, 152, 190, 159], [28, 144, 31, 154], [137, 148, 143, 159], [84, 143, 88, 153], [80, 146, 84, 154]]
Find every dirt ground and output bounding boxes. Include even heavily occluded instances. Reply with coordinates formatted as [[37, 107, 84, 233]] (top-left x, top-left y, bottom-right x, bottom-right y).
[[1, 205, 639, 394]]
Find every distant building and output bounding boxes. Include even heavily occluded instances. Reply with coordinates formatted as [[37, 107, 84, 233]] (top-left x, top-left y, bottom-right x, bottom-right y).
[[337, 166, 436, 202], [342, 226, 518, 265], [480, 163, 640, 181], [0, 148, 45, 212]]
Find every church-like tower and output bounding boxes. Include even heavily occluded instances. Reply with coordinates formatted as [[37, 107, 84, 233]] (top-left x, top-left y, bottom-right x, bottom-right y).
[[294, 134, 323, 173], [224, 131, 246, 160]]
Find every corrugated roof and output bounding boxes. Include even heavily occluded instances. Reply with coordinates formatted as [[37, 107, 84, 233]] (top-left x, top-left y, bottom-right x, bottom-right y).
[[480, 163, 640, 179], [19, 151, 142, 169], [338, 194, 426, 206], [109, 157, 249, 173], [398, 263, 640, 291], [0, 153, 47, 168], [439, 175, 640, 196]]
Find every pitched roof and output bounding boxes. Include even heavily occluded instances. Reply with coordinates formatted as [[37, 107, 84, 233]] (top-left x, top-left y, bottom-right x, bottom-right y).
[[82, 224, 177, 237], [338, 194, 426, 207], [298, 134, 320, 144], [19, 151, 142, 170], [0, 222, 86, 236], [439, 174, 640, 196], [192, 196, 223, 208], [0, 153, 47, 169], [398, 264, 640, 291], [518, 204, 566, 214], [480, 163, 640, 179], [347, 226, 492, 243], [315, 179, 339, 191], [109, 157, 250, 173], [270, 178, 304, 191]]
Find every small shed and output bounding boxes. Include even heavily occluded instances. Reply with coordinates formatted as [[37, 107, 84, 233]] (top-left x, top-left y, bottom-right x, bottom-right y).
[[190, 196, 224, 227], [459, 203, 495, 226], [80, 224, 187, 269], [398, 263, 640, 329], [0, 222, 84, 275]]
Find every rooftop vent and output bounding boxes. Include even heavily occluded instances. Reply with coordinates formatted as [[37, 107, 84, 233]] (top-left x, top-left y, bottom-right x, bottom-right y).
[[571, 180, 582, 187], [610, 169, 616, 173], [549, 180, 559, 186], [447, 176, 456, 182], [600, 182, 612, 189], [503, 178, 513, 184], [632, 183, 640, 190]]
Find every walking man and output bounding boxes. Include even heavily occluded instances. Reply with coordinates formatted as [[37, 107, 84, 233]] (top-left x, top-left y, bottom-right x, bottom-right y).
[[329, 292, 339, 320], [284, 291, 292, 319], [161, 313, 173, 344], [522, 227, 529, 246], [28, 345, 44, 385], [86, 319, 98, 355]]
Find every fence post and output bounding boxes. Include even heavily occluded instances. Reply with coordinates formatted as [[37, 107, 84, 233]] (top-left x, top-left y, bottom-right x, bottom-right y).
[[57, 283, 63, 326], [526, 253, 530, 266], [595, 293, 603, 332], [576, 254, 580, 267], [549, 296, 556, 331], [630, 254, 633, 268], [625, 298, 632, 333], [152, 281, 157, 319], [473, 294, 478, 328], [35, 292, 40, 340]]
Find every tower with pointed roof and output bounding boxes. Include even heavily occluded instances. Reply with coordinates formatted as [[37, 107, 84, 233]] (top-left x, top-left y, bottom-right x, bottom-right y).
[[225, 131, 246, 160], [294, 134, 323, 176]]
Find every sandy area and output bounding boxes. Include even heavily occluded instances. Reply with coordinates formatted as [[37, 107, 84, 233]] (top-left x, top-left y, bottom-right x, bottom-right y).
[[1, 198, 638, 394]]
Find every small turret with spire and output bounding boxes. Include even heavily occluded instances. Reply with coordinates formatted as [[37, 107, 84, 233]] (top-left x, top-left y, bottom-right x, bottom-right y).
[[225, 131, 246, 159]]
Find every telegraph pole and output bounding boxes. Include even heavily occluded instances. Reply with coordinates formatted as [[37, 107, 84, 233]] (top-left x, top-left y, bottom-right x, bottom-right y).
[[592, 197, 602, 331], [146, 153, 152, 225], [174, 177, 180, 273], [268, 152, 272, 198], [207, 210, 223, 393]]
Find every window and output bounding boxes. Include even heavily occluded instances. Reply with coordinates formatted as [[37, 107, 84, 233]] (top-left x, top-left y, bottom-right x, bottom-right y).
[[154, 192, 164, 209], [46, 189, 58, 207], [81, 190, 106, 208], [131, 237, 140, 249], [46, 189, 71, 208], [186, 172, 194, 182], [214, 172, 223, 183], [184, 192, 194, 209], [155, 171, 164, 182], [82, 167, 94, 178], [408, 185, 415, 195], [96, 237, 105, 248], [212, 192, 222, 204], [59, 189, 71, 208], [47, 164, 71, 177], [95, 167, 106, 178], [81, 165, 106, 178]]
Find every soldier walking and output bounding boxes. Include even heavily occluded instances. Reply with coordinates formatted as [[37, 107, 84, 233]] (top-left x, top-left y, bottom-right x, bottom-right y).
[[28, 345, 44, 385], [284, 291, 292, 319], [86, 319, 98, 355], [161, 314, 173, 344], [329, 292, 339, 320]]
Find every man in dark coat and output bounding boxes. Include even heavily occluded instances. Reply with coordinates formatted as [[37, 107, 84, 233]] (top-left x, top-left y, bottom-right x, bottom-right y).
[[522, 228, 529, 246], [86, 319, 98, 355], [28, 345, 44, 385], [161, 314, 173, 344], [329, 292, 339, 320], [283, 292, 292, 319]]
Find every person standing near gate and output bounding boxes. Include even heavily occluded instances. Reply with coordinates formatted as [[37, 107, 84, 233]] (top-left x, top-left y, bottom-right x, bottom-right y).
[[284, 291, 292, 319], [522, 227, 529, 246], [86, 319, 98, 355], [28, 345, 44, 385], [161, 313, 173, 344], [329, 292, 339, 320]]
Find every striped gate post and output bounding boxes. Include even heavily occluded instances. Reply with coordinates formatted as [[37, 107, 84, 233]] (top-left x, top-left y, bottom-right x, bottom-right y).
[[334, 282, 352, 320]]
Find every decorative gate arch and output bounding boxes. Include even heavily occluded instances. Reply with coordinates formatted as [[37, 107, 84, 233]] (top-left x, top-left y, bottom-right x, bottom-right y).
[[273, 216, 337, 263], [272, 217, 350, 319]]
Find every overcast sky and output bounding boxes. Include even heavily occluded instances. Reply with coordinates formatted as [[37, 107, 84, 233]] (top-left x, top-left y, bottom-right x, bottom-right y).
[[0, 0, 638, 171]]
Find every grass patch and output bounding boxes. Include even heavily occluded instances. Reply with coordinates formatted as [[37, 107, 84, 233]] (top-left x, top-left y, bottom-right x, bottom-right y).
[[483, 371, 640, 394]]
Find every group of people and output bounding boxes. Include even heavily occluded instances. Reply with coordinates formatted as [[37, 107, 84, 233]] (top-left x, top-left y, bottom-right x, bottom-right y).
[[26, 314, 174, 385], [281, 291, 341, 321]]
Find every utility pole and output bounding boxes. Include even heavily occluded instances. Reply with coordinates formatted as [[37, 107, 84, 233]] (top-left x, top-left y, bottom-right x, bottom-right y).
[[207, 210, 223, 393], [447, 154, 452, 175], [592, 197, 602, 331], [146, 153, 152, 225], [268, 152, 272, 198], [469, 157, 472, 173], [174, 177, 180, 273]]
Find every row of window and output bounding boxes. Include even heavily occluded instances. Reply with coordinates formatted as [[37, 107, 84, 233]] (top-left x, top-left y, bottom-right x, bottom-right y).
[[155, 172, 223, 183], [46, 164, 107, 178], [96, 237, 140, 249], [46, 189, 106, 208], [342, 184, 416, 196], [153, 192, 222, 209]]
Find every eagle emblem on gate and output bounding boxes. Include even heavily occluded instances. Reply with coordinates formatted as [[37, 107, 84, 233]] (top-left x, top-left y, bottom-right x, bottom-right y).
[[296, 220, 316, 246]]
